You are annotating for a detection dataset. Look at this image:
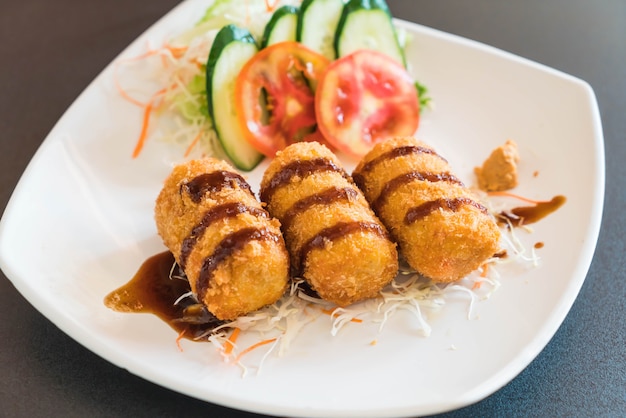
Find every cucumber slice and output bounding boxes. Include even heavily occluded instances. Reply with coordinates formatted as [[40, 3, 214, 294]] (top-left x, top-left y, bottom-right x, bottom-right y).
[[261, 5, 299, 47], [206, 25, 263, 171], [297, 0, 345, 60], [335, 0, 405, 66]]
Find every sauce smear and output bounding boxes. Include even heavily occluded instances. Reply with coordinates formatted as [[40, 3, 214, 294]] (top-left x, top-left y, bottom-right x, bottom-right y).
[[499, 195, 566, 227], [104, 251, 222, 340]]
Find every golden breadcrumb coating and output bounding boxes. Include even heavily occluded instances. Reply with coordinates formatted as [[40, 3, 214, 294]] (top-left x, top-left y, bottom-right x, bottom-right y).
[[260, 142, 398, 306], [154, 158, 289, 320], [353, 137, 500, 282]]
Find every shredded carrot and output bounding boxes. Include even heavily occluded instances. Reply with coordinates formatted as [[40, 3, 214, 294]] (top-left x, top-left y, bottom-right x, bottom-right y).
[[164, 43, 188, 59], [472, 264, 490, 289], [184, 131, 203, 157], [321, 308, 363, 323], [480, 263, 489, 278], [114, 48, 165, 107], [132, 102, 154, 158], [487, 191, 548, 205], [264, 0, 280, 12], [223, 327, 241, 356], [234, 338, 277, 363], [175, 329, 186, 352], [131, 88, 167, 158], [115, 71, 148, 108]]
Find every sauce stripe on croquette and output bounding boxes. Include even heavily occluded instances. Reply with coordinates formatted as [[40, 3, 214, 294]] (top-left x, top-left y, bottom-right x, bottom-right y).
[[370, 171, 465, 214], [297, 221, 390, 276], [353, 145, 448, 179], [280, 187, 359, 232], [260, 157, 352, 203], [180, 170, 253, 202], [196, 227, 282, 303], [179, 202, 269, 269], [404, 197, 489, 224]]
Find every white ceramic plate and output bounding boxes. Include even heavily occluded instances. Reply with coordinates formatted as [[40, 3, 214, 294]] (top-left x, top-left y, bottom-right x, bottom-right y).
[[0, 1, 604, 417]]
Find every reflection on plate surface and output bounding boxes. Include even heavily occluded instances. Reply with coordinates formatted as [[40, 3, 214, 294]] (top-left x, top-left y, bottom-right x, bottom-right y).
[[0, 1, 603, 417]]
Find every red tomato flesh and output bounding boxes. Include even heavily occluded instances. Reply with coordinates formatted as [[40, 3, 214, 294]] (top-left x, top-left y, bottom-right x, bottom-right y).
[[315, 50, 420, 158], [235, 42, 330, 158]]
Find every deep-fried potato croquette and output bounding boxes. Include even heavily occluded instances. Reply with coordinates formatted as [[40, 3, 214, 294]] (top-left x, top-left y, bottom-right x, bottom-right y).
[[260, 142, 398, 306], [353, 137, 500, 283], [154, 158, 289, 320]]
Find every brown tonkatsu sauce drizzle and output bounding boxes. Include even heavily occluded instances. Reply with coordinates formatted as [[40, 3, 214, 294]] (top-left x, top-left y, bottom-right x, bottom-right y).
[[357, 145, 447, 175], [181, 171, 253, 203], [104, 251, 223, 340], [493, 249, 508, 258], [260, 158, 351, 203], [498, 195, 566, 227], [405, 197, 489, 224], [280, 187, 359, 232], [371, 171, 464, 213], [196, 227, 281, 302], [296, 221, 388, 275], [179, 202, 269, 269]]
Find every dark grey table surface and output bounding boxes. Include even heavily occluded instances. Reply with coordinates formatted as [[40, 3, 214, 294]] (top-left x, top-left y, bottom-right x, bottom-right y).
[[1, 1, 624, 417]]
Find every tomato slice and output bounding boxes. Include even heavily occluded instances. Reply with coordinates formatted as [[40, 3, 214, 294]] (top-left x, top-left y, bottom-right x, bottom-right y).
[[315, 49, 420, 158], [235, 41, 330, 157]]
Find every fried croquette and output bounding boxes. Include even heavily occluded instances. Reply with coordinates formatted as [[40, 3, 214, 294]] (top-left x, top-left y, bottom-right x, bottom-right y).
[[353, 137, 500, 283], [260, 142, 398, 306], [154, 158, 289, 320]]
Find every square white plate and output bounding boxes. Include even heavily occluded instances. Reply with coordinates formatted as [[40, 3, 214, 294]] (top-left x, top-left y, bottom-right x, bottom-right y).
[[0, 1, 603, 417]]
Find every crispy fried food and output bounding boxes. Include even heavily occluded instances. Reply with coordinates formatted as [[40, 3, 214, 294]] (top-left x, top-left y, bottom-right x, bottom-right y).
[[474, 139, 520, 191], [353, 137, 500, 283], [260, 142, 398, 306], [154, 158, 289, 320]]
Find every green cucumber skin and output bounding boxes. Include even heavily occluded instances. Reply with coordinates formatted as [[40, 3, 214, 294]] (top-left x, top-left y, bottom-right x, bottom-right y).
[[261, 5, 299, 47], [334, 0, 406, 66], [206, 24, 256, 121], [205, 25, 263, 171], [297, 0, 346, 60]]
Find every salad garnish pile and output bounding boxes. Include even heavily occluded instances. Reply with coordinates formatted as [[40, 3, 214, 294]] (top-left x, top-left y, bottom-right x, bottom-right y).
[[115, 0, 431, 169]]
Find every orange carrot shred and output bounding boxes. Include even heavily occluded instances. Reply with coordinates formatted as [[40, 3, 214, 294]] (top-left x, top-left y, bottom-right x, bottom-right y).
[[131, 88, 166, 158], [321, 308, 363, 323], [175, 329, 186, 352], [184, 131, 203, 157], [480, 263, 489, 278], [132, 102, 154, 158], [114, 48, 165, 108], [234, 338, 277, 363], [223, 327, 241, 356], [165, 44, 188, 59], [114, 70, 147, 108], [487, 191, 549, 205], [264, 0, 279, 12]]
